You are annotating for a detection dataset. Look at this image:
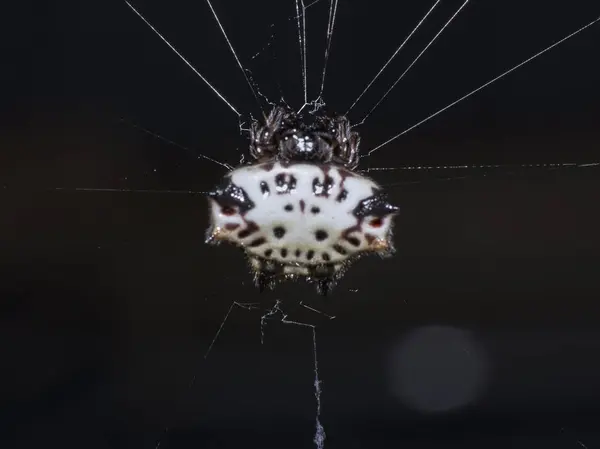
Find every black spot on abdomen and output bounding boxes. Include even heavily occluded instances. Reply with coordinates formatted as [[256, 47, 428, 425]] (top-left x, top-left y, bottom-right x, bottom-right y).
[[273, 226, 286, 238], [312, 176, 334, 197], [336, 189, 348, 202], [260, 181, 270, 196], [249, 237, 266, 247], [315, 230, 328, 241], [345, 236, 360, 247], [238, 222, 259, 239], [332, 244, 347, 255], [275, 173, 297, 194]]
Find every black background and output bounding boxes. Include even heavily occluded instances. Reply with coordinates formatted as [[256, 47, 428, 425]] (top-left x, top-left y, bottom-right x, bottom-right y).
[[2, 0, 600, 448]]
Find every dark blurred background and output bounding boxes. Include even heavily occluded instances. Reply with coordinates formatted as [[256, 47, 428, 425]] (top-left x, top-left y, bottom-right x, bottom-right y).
[[2, 0, 600, 448]]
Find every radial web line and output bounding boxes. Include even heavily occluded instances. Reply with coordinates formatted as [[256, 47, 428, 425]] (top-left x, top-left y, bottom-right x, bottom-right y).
[[123, 1, 240, 116], [360, 162, 597, 172], [151, 300, 259, 449], [122, 119, 233, 170], [367, 15, 600, 156], [296, 0, 308, 106], [204, 301, 260, 359], [311, 327, 325, 449], [345, 0, 443, 115], [292, 0, 326, 19], [304, 0, 326, 13], [384, 163, 600, 188], [54, 187, 208, 194], [384, 175, 470, 188], [363, 163, 600, 190], [204, 0, 266, 118], [250, 0, 325, 62], [317, 0, 340, 98], [261, 300, 326, 449], [355, 0, 470, 126], [300, 301, 336, 320], [203, 299, 328, 449]]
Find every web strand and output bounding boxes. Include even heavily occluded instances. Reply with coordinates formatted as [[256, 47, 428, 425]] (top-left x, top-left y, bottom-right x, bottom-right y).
[[204, 301, 260, 359], [317, 0, 340, 99], [345, 0, 443, 115], [204, 0, 266, 118], [295, 0, 309, 106], [150, 300, 259, 449], [304, 0, 326, 13], [355, 0, 470, 126], [250, 0, 324, 62], [367, 14, 600, 156], [360, 162, 599, 173], [311, 327, 325, 449], [260, 300, 326, 449], [53, 187, 207, 194], [121, 118, 234, 171], [123, 1, 241, 117], [377, 162, 600, 189], [46, 162, 597, 197]]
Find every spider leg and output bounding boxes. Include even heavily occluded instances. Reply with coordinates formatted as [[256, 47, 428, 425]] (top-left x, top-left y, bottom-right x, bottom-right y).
[[316, 278, 334, 296], [255, 271, 271, 293], [249, 120, 262, 160], [346, 131, 360, 170], [250, 257, 283, 292], [332, 116, 360, 169], [249, 106, 289, 161]]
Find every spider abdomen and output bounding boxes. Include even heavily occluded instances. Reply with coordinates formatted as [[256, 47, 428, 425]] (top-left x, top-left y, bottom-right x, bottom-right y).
[[207, 161, 399, 294]]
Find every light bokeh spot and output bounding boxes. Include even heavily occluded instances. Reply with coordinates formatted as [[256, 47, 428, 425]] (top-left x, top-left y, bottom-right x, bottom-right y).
[[387, 325, 489, 413]]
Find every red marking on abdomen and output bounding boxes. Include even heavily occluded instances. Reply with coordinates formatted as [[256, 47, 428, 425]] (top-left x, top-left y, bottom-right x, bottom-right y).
[[238, 221, 259, 239], [369, 218, 383, 228]]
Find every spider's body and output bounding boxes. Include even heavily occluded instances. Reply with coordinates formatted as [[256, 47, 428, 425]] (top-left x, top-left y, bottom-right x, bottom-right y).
[[206, 106, 399, 295]]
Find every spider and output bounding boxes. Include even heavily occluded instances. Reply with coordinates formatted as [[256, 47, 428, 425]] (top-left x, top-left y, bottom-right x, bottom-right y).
[[206, 105, 399, 295]]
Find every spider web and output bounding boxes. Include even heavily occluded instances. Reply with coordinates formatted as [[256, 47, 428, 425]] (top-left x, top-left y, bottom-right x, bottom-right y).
[[14, 0, 600, 448], [115, 2, 597, 447], [42, 0, 599, 194]]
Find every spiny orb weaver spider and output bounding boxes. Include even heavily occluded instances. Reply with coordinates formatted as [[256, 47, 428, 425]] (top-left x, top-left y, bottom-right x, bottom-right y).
[[206, 105, 399, 295]]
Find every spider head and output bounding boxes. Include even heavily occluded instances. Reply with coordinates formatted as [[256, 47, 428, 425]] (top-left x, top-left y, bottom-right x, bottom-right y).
[[249, 106, 360, 169]]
